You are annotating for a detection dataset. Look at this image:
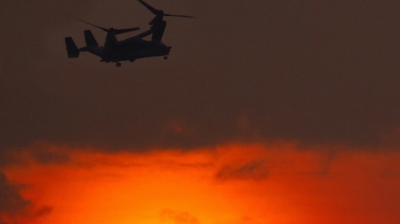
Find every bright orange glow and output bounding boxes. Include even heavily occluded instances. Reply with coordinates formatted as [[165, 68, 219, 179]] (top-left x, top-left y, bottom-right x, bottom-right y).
[[2, 143, 400, 224]]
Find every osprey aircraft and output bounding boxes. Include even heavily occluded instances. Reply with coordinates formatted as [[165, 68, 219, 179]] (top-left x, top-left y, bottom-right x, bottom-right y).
[[65, 0, 193, 67]]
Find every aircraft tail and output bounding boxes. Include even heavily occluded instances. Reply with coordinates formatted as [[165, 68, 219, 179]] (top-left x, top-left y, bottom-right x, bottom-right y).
[[65, 37, 80, 58], [84, 30, 99, 47]]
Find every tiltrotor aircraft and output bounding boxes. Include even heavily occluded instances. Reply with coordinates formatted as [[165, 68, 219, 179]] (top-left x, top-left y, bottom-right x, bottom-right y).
[[64, 0, 193, 67]]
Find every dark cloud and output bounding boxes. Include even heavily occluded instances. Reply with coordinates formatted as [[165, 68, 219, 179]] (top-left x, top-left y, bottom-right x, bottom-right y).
[[0, 172, 29, 215], [0, 172, 52, 224], [0, 144, 70, 168], [0, 0, 399, 152], [32, 206, 53, 218], [215, 160, 270, 181], [32, 150, 70, 164], [0, 151, 24, 168]]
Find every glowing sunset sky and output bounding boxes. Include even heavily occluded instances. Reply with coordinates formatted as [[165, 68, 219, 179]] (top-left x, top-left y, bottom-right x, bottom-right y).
[[0, 1, 399, 224], [3, 143, 400, 224]]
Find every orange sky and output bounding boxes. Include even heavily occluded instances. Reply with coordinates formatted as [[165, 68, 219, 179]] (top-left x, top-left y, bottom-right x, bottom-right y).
[[2, 142, 400, 224]]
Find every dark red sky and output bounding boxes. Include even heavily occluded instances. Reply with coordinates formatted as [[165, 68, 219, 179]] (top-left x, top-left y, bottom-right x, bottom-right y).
[[0, 1, 399, 223], [0, 0, 398, 150]]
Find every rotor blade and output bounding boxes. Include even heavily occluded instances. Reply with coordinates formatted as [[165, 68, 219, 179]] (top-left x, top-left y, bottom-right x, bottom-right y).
[[114, 27, 140, 35], [138, 0, 160, 15], [164, 14, 194, 18], [78, 19, 108, 32]]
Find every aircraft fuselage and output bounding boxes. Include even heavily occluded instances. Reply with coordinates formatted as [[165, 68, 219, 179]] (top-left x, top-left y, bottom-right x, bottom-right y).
[[102, 39, 171, 62]]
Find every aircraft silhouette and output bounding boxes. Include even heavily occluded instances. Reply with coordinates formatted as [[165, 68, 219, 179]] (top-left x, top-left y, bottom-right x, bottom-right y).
[[64, 0, 193, 67]]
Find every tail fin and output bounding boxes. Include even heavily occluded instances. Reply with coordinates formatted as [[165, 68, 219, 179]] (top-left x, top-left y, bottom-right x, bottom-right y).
[[84, 30, 99, 47], [65, 37, 80, 58]]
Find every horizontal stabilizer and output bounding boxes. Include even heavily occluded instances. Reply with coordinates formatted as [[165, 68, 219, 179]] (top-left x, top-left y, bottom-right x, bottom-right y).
[[65, 37, 80, 58], [84, 30, 98, 47]]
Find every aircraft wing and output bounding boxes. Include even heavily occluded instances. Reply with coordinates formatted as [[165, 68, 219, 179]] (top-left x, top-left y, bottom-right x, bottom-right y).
[[118, 29, 154, 45]]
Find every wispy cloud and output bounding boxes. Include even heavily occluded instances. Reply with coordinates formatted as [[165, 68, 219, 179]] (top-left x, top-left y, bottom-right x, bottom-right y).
[[215, 159, 270, 181], [160, 209, 199, 224]]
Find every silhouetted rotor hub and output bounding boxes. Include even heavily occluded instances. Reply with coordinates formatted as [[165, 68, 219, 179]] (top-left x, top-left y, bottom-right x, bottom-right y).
[[138, 0, 194, 25]]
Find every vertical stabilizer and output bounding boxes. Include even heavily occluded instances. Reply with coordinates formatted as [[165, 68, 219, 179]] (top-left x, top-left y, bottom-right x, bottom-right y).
[[84, 30, 99, 47], [65, 37, 80, 58]]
